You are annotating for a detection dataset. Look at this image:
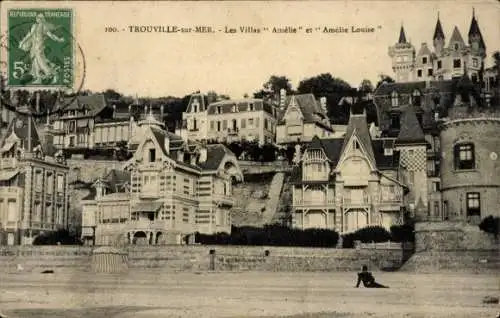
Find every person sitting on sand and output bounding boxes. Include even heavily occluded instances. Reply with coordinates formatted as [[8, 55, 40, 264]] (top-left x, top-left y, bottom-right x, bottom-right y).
[[355, 265, 388, 288]]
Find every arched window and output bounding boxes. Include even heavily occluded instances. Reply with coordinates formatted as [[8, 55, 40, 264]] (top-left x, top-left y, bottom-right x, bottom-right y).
[[454, 143, 475, 170], [412, 90, 421, 106], [391, 91, 399, 107]]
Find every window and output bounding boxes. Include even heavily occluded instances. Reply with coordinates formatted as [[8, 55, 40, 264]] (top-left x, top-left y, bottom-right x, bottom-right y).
[[217, 121, 221, 131], [432, 181, 440, 192], [68, 136, 75, 147], [353, 140, 359, 150], [472, 58, 478, 68], [192, 119, 197, 131], [148, 148, 156, 162], [433, 201, 440, 218], [466, 192, 480, 217], [35, 170, 43, 187], [264, 118, 269, 130], [249, 103, 254, 111], [417, 69, 422, 77], [232, 119, 237, 130], [248, 118, 254, 127], [416, 113, 423, 126], [412, 90, 421, 106], [437, 60, 442, 69], [454, 143, 475, 170], [422, 57, 427, 64], [210, 121, 214, 130], [454, 43, 459, 51], [57, 175, 64, 192], [472, 74, 478, 83], [453, 59, 461, 69], [390, 116, 400, 129], [443, 200, 449, 220], [428, 68, 434, 76], [217, 106, 222, 114], [384, 148, 393, 156], [241, 118, 246, 129], [391, 91, 399, 107], [222, 120, 227, 130]]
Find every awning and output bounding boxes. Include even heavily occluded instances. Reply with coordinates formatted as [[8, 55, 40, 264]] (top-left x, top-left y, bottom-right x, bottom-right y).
[[0, 142, 15, 153], [0, 170, 19, 181], [132, 201, 163, 212]]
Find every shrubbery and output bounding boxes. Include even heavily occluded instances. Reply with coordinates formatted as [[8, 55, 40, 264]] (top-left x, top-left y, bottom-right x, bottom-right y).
[[479, 215, 500, 237], [341, 224, 415, 248], [195, 225, 339, 247], [32, 229, 83, 245]]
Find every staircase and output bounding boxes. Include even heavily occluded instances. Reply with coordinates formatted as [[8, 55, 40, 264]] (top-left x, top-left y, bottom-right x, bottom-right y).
[[261, 172, 286, 225], [271, 176, 292, 226]]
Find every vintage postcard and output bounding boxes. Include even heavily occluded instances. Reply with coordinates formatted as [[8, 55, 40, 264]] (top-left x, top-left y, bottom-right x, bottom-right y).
[[0, 1, 499, 317]]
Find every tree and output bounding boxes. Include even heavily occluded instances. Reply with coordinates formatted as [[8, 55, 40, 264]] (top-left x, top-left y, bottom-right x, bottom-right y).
[[359, 79, 374, 94], [479, 215, 500, 238], [297, 73, 354, 124], [254, 75, 293, 101], [492, 51, 500, 105], [102, 89, 122, 100], [375, 74, 395, 89]]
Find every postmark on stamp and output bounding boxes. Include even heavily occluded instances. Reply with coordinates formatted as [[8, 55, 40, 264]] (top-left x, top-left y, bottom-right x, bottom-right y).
[[7, 8, 74, 88]]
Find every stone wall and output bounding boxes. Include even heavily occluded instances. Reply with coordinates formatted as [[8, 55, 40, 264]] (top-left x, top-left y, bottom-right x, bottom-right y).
[[415, 221, 499, 252], [0, 245, 404, 272]]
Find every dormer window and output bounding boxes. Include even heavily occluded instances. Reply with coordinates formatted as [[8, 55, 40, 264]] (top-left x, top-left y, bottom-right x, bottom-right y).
[[217, 106, 222, 114], [353, 140, 360, 150], [412, 90, 421, 106], [232, 104, 237, 112], [148, 148, 156, 162], [453, 59, 461, 69], [422, 57, 427, 64], [472, 58, 478, 68], [249, 103, 254, 111], [454, 43, 459, 51], [391, 91, 399, 107]]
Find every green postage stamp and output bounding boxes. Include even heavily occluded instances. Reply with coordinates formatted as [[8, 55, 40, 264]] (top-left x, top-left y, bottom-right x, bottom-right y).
[[7, 8, 73, 88]]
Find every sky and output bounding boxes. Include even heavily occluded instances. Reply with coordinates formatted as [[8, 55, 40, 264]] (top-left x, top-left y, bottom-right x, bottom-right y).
[[1, 0, 499, 98]]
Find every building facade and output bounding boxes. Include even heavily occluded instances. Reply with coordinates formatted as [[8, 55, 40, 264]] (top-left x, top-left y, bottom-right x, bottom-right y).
[[289, 105, 414, 233], [81, 115, 244, 245], [0, 107, 69, 245], [176, 94, 277, 145], [438, 79, 500, 223], [389, 11, 486, 83], [276, 94, 336, 145], [51, 94, 165, 150]]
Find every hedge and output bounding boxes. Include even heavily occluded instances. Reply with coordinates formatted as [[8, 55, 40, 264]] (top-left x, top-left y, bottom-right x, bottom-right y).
[[32, 229, 83, 245], [195, 225, 339, 247], [479, 215, 500, 237]]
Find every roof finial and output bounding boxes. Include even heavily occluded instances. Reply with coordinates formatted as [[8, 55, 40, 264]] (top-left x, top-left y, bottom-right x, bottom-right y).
[[437, 11, 440, 20], [472, 7, 475, 18]]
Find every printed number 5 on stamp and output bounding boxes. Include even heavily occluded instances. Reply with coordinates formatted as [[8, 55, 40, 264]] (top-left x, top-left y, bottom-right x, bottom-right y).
[[7, 8, 73, 88]]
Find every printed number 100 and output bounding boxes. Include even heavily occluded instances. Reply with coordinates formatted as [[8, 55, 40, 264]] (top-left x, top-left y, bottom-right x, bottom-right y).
[[105, 27, 119, 32]]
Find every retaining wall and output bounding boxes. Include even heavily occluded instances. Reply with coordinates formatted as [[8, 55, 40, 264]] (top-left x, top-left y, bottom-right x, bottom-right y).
[[0, 245, 404, 273]]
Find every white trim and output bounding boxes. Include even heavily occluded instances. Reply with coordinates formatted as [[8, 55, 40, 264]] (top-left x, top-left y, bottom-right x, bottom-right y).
[[335, 130, 376, 172]]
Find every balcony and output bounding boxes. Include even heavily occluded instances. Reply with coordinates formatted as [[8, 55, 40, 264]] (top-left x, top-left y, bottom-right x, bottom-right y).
[[379, 193, 403, 204], [227, 128, 239, 136], [0, 158, 18, 169], [342, 196, 370, 207], [293, 198, 336, 208], [4, 221, 19, 229], [127, 219, 169, 231]]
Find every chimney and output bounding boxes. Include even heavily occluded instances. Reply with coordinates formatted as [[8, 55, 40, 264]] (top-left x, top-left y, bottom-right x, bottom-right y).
[[279, 88, 286, 109], [190, 153, 197, 165], [177, 149, 184, 162], [199, 147, 207, 163], [160, 104, 164, 119], [112, 104, 116, 119], [319, 97, 327, 113]]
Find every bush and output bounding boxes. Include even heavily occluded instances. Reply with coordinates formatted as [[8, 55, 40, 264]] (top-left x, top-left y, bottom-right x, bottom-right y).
[[33, 229, 83, 245], [341, 226, 392, 248], [390, 224, 415, 243], [195, 225, 339, 247], [479, 215, 500, 237]]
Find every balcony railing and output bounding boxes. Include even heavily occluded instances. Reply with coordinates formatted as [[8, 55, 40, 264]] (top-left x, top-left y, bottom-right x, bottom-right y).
[[342, 196, 370, 206], [0, 158, 17, 169], [379, 193, 403, 204], [127, 220, 169, 231], [227, 128, 239, 135], [293, 198, 336, 206]]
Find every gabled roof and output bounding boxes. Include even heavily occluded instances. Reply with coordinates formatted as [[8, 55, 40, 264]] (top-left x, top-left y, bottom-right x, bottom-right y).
[[395, 107, 427, 146], [448, 26, 465, 48], [433, 16, 445, 40], [82, 169, 130, 200], [374, 81, 427, 96], [339, 108, 375, 165], [55, 94, 108, 117], [1, 106, 42, 153], [278, 94, 329, 128], [198, 144, 232, 171], [417, 43, 432, 57], [185, 93, 209, 113]]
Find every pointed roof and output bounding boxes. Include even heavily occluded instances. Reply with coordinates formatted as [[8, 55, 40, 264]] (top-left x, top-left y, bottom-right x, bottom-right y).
[[467, 10, 486, 50], [433, 15, 445, 40], [395, 107, 426, 146], [339, 108, 375, 165], [448, 26, 465, 47], [1, 106, 41, 153], [398, 25, 407, 44]]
